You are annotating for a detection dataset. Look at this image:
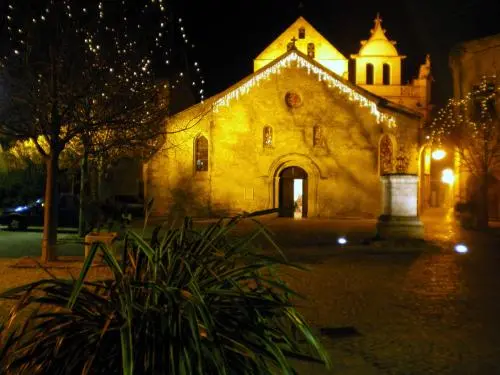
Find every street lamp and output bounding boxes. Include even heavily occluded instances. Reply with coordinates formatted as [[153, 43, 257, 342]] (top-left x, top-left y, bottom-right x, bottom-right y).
[[441, 168, 454, 185], [432, 149, 447, 160]]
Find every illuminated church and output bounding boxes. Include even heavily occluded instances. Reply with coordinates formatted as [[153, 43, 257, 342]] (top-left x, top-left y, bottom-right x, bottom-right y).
[[145, 15, 432, 218]]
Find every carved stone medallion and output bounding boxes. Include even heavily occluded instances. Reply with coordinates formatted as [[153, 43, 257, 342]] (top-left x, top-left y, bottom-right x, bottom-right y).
[[285, 91, 302, 108]]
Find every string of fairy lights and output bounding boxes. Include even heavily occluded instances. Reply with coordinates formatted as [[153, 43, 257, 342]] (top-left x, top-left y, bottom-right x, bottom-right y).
[[3, 0, 205, 102], [430, 74, 498, 145], [212, 51, 397, 127]]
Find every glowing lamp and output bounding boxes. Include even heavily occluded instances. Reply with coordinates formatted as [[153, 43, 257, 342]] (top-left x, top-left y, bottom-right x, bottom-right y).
[[432, 149, 446, 160], [454, 244, 468, 254], [441, 168, 454, 185], [337, 237, 347, 245]]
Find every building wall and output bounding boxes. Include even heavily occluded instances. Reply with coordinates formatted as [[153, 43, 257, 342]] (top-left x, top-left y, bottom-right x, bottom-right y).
[[355, 58, 431, 121], [146, 66, 420, 219], [254, 17, 348, 78], [450, 33, 500, 100]]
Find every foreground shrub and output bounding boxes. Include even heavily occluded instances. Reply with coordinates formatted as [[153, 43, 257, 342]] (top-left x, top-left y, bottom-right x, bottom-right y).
[[0, 213, 330, 374]]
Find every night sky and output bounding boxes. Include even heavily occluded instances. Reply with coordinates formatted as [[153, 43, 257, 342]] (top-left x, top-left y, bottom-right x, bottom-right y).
[[176, 0, 500, 107]]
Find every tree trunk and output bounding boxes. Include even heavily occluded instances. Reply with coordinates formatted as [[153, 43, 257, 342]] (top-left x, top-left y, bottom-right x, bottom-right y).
[[78, 151, 89, 237], [41, 152, 60, 262], [477, 172, 489, 230], [90, 160, 99, 201], [96, 158, 104, 201]]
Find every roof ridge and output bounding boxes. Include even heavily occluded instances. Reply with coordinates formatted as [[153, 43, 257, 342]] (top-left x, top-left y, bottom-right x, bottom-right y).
[[171, 49, 419, 123]]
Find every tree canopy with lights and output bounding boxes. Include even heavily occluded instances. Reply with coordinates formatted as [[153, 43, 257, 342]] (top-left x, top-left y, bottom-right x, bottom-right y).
[[430, 75, 499, 228], [0, 0, 204, 261]]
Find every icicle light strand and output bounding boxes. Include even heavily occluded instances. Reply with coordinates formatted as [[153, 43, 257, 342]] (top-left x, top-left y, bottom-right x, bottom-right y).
[[212, 51, 396, 127]]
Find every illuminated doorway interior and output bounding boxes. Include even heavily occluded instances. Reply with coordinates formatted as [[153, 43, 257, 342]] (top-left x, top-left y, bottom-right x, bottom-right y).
[[279, 166, 308, 218], [293, 179, 303, 219]]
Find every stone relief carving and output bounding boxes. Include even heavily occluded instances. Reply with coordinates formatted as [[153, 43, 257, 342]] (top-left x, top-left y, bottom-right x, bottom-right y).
[[379, 135, 394, 175], [263, 126, 273, 147]]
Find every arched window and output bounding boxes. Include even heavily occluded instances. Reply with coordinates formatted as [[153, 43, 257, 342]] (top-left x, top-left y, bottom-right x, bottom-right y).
[[307, 43, 315, 58], [379, 135, 394, 175], [195, 136, 208, 172], [263, 126, 273, 147], [382, 63, 390, 85], [366, 63, 374, 85], [298, 27, 306, 39], [313, 126, 323, 146]]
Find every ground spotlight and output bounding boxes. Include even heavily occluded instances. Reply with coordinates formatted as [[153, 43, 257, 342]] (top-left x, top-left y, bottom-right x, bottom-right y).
[[454, 244, 468, 253], [337, 237, 347, 245]]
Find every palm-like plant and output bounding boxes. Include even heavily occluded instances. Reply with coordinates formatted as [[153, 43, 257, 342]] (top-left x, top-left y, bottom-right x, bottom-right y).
[[0, 213, 330, 374]]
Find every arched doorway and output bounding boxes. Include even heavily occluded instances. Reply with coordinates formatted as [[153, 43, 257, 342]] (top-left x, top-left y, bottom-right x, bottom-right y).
[[279, 166, 308, 218]]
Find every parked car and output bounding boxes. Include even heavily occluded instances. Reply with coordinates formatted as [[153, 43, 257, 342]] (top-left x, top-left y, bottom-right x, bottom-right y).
[[0, 194, 79, 230]]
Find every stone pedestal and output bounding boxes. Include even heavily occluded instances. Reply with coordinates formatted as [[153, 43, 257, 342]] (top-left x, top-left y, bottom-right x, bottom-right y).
[[377, 174, 424, 239], [84, 232, 118, 260]]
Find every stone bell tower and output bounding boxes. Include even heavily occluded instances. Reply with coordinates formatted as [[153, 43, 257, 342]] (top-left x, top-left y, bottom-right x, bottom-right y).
[[351, 13, 405, 87], [352, 13, 432, 121]]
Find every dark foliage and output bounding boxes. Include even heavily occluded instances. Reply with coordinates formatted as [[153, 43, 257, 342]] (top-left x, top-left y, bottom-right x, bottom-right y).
[[0, 213, 330, 374]]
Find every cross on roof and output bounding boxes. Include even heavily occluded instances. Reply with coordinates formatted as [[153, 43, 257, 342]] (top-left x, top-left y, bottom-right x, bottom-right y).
[[289, 36, 298, 50]]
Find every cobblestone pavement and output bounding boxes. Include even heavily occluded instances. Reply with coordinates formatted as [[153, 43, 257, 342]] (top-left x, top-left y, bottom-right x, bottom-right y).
[[250, 210, 500, 374], [3, 212, 500, 374]]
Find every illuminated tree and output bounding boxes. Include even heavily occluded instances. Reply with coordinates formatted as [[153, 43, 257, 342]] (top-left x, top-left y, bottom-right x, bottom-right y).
[[0, 1, 204, 261], [430, 76, 499, 229]]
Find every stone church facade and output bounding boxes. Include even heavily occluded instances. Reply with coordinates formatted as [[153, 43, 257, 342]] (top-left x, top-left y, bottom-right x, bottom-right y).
[[145, 15, 432, 218]]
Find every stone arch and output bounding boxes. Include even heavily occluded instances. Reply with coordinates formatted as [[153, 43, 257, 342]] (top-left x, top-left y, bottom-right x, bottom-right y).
[[298, 27, 306, 39], [366, 63, 374, 85], [383, 63, 391, 85], [378, 134, 397, 175], [267, 153, 324, 217]]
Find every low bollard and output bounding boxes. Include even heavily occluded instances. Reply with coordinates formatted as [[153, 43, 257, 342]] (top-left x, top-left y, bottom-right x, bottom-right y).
[[84, 232, 118, 261]]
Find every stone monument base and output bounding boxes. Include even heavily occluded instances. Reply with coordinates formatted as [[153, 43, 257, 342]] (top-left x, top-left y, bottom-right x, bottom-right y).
[[376, 215, 424, 240]]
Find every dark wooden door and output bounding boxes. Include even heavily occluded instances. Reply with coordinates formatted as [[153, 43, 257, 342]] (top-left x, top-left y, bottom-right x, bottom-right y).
[[279, 167, 308, 218], [279, 177, 294, 217]]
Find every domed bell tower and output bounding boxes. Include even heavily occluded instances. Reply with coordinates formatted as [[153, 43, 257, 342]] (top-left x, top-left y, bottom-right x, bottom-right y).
[[351, 13, 405, 90]]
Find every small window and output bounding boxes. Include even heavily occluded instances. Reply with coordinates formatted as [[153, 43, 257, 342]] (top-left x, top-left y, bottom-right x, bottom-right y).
[[313, 126, 323, 146], [307, 43, 315, 58], [366, 63, 374, 85], [195, 136, 208, 172], [382, 63, 390, 85], [298, 27, 305, 39], [263, 126, 273, 147]]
